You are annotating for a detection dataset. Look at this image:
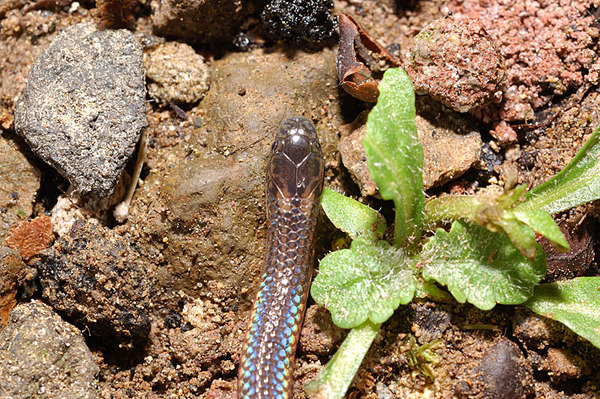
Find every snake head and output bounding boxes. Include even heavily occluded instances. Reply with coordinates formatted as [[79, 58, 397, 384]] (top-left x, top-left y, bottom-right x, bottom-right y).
[[268, 117, 325, 200]]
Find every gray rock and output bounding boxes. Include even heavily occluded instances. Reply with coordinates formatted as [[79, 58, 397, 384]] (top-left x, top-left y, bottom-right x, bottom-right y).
[[0, 136, 41, 240], [15, 22, 147, 198], [0, 301, 98, 399]]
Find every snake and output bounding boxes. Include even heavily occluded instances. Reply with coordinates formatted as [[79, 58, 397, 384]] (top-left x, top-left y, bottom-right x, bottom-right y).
[[238, 117, 325, 398]]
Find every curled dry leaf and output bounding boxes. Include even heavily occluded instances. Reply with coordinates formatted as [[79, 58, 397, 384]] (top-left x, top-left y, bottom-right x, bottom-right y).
[[336, 13, 401, 102], [538, 216, 595, 282]]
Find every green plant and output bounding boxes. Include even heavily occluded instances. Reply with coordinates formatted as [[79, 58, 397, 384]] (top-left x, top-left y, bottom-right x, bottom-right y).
[[305, 68, 600, 398], [405, 335, 442, 380]]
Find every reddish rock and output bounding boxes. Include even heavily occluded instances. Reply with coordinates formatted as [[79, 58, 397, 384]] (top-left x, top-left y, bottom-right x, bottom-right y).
[[490, 121, 518, 145], [4, 215, 53, 261], [447, 0, 600, 122], [0, 246, 24, 329], [405, 16, 506, 113]]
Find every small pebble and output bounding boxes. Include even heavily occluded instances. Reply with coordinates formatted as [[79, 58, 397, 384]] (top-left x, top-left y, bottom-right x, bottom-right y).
[[455, 340, 532, 399], [144, 41, 210, 106]]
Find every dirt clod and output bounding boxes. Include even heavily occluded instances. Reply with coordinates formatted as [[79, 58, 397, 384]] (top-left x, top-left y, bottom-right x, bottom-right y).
[[261, 0, 337, 43], [546, 347, 590, 383], [299, 305, 346, 356], [410, 302, 451, 345], [144, 41, 210, 106], [36, 220, 152, 347], [405, 15, 506, 113], [152, 0, 261, 44]]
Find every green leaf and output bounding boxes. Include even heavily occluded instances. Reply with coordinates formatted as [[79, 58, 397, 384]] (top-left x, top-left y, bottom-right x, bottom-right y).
[[518, 126, 600, 214], [424, 187, 569, 257], [320, 188, 386, 242], [421, 220, 546, 310], [494, 217, 539, 261], [311, 238, 416, 329], [364, 68, 424, 246], [305, 320, 381, 399], [513, 209, 569, 251], [523, 277, 600, 349]]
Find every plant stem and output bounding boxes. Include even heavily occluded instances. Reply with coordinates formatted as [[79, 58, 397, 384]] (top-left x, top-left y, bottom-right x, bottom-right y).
[[304, 320, 381, 399]]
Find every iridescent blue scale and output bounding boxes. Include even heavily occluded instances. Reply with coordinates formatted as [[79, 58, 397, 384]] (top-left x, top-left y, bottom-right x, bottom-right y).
[[238, 117, 324, 399]]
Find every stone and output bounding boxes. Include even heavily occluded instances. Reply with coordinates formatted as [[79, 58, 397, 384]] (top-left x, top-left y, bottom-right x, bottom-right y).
[[0, 301, 98, 398], [405, 16, 505, 113], [152, 0, 261, 44], [454, 339, 532, 399], [127, 47, 341, 300], [4, 215, 54, 261], [339, 98, 482, 196], [0, 136, 41, 241], [0, 246, 24, 329], [144, 41, 210, 106], [15, 22, 147, 198]]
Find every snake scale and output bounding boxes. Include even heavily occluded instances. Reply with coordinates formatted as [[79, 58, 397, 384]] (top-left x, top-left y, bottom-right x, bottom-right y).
[[238, 117, 325, 399]]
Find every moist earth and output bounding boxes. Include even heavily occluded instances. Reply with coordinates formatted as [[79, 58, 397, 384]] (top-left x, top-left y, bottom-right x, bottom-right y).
[[0, 1, 599, 398]]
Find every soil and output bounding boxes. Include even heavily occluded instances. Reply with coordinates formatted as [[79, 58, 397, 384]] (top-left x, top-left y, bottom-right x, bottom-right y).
[[0, 0, 599, 398]]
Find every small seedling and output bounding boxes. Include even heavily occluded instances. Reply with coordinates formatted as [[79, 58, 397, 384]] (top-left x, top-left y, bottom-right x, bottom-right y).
[[305, 68, 600, 398], [405, 335, 442, 380]]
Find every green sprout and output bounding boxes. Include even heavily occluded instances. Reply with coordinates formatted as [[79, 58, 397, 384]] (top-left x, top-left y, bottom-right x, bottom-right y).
[[405, 335, 442, 380], [305, 68, 600, 398]]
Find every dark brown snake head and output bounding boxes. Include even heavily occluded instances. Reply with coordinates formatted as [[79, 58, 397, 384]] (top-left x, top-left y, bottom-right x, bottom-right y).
[[267, 116, 324, 201]]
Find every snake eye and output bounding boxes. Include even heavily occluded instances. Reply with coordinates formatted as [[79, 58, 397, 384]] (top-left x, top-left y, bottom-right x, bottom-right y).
[[271, 140, 279, 152]]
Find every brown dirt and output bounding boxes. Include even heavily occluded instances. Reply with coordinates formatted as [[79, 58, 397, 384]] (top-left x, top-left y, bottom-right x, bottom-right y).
[[0, 1, 599, 398]]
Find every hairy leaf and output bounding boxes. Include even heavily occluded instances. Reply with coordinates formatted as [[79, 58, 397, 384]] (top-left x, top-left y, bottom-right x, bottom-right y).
[[513, 209, 569, 251], [523, 277, 600, 349], [311, 238, 416, 329], [519, 126, 600, 214], [320, 188, 386, 242], [421, 221, 547, 310], [364, 68, 424, 246]]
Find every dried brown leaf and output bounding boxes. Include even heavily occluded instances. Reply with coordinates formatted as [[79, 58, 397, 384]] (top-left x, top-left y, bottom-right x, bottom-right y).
[[337, 13, 401, 102]]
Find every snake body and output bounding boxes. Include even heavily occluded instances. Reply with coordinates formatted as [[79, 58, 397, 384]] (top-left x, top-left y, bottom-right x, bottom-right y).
[[238, 117, 325, 398]]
